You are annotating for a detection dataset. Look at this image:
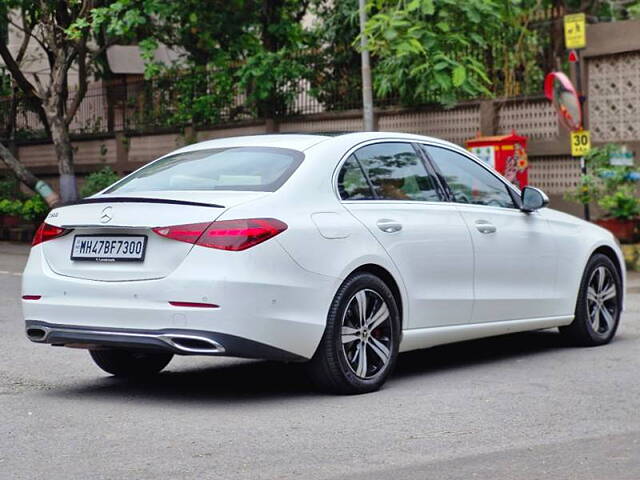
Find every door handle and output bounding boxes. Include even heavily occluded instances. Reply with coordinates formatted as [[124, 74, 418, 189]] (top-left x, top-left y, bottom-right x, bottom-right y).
[[376, 219, 402, 233], [474, 220, 496, 234]]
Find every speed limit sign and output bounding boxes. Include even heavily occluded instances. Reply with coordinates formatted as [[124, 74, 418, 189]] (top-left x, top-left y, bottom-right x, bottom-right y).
[[570, 129, 591, 157]]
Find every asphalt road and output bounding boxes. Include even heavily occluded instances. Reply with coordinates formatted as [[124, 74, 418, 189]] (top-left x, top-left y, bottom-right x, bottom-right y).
[[1, 241, 639, 480]]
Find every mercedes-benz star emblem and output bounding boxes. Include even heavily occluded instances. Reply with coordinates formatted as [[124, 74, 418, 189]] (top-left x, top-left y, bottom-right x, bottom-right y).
[[100, 206, 113, 224]]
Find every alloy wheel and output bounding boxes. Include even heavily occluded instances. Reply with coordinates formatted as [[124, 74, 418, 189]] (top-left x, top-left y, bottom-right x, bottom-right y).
[[586, 265, 618, 337], [341, 289, 393, 379]]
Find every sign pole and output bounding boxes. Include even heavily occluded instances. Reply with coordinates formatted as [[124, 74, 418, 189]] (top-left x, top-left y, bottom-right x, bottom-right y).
[[574, 50, 589, 221], [564, 12, 589, 221]]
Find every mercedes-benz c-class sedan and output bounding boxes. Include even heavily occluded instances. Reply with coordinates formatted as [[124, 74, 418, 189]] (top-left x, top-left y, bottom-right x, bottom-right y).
[[22, 132, 625, 394]]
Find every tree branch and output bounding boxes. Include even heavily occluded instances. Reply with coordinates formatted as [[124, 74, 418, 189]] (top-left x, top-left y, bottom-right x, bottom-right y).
[[15, 14, 32, 64], [0, 141, 60, 207], [0, 41, 39, 99], [65, 45, 88, 126]]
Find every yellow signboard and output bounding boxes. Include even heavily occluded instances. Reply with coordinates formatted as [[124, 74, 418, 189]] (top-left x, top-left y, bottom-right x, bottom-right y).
[[571, 129, 591, 157], [564, 13, 586, 49]]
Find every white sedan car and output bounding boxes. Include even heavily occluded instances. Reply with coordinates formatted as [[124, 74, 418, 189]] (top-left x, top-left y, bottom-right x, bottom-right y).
[[22, 132, 625, 394]]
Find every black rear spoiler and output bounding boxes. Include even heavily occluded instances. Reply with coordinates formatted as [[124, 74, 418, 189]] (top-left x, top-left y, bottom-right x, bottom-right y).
[[61, 197, 225, 209]]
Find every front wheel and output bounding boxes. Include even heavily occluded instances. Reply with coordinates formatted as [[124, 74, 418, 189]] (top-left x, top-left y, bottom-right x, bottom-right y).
[[89, 349, 173, 377], [308, 272, 400, 394], [560, 253, 622, 346]]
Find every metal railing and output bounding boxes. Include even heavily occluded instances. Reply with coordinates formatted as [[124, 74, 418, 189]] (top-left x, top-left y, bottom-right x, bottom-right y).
[[0, 6, 564, 141]]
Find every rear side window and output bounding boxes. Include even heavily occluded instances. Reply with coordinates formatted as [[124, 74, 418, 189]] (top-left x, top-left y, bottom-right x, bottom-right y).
[[339, 142, 440, 201], [337, 155, 375, 200], [105, 147, 304, 193]]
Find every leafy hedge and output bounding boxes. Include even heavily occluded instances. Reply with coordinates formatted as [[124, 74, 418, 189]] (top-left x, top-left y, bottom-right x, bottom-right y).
[[80, 167, 120, 198], [0, 195, 48, 221]]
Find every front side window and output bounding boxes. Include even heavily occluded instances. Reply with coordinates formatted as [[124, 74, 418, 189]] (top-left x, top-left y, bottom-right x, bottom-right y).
[[105, 147, 304, 194], [424, 146, 516, 209], [344, 142, 440, 201]]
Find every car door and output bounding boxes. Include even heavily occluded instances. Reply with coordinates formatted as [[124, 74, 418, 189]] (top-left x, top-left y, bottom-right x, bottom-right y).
[[422, 145, 558, 323], [338, 141, 475, 329]]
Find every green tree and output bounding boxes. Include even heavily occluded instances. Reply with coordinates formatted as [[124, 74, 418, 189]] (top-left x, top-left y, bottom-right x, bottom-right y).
[[80, 166, 120, 197], [363, 0, 549, 106], [308, 0, 363, 111], [90, 0, 313, 119], [363, 0, 500, 106], [0, 1, 127, 203]]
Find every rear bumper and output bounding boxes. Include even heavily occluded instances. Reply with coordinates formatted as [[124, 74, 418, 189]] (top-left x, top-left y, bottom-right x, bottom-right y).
[[25, 320, 305, 361], [22, 240, 340, 360]]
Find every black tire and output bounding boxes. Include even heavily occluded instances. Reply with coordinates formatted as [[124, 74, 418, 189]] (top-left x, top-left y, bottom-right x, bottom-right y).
[[308, 272, 400, 394], [89, 349, 173, 377], [559, 253, 622, 346]]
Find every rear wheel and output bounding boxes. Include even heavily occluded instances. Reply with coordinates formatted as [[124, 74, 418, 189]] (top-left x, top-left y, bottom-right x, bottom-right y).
[[560, 253, 622, 346], [308, 272, 400, 394], [89, 349, 173, 377]]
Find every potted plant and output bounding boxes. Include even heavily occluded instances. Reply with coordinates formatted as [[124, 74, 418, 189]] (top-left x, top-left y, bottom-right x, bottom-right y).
[[596, 185, 640, 242], [20, 194, 49, 224], [567, 144, 640, 243], [0, 199, 23, 227]]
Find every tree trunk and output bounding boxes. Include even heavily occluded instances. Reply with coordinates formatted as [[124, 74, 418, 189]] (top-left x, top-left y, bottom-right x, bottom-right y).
[[45, 103, 78, 202], [0, 142, 60, 207]]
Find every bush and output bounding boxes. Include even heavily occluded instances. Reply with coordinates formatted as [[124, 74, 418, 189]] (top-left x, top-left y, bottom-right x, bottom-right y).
[[598, 185, 640, 220], [20, 195, 49, 222], [0, 195, 49, 222], [0, 176, 23, 200], [80, 167, 120, 198], [566, 144, 640, 220], [0, 198, 23, 216]]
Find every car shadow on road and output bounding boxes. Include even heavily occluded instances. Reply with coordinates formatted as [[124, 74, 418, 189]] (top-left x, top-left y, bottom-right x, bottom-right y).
[[41, 328, 584, 403], [393, 328, 567, 380]]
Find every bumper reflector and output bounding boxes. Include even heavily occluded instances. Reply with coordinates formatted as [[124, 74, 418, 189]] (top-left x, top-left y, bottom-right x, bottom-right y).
[[169, 301, 219, 309]]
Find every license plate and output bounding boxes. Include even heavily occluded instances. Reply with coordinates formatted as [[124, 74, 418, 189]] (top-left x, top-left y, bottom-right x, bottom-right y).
[[71, 235, 147, 262]]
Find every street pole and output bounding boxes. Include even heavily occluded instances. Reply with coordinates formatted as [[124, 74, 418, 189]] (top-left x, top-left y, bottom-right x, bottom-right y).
[[574, 51, 590, 221], [358, 0, 375, 131]]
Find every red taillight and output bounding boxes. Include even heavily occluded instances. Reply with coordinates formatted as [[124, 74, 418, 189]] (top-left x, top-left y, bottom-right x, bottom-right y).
[[153, 218, 287, 251], [152, 223, 209, 245], [32, 223, 70, 246], [22, 295, 42, 301]]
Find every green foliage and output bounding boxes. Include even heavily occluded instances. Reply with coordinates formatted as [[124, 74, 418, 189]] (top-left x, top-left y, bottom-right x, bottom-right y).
[[0, 195, 48, 221], [20, 195, 48, 221], [0, 175, 22, 200], [82, 0, 312, 118], [307, 0, 362, 110], [136, 68, 236, 127], [599, 185, 640, 220], [566, 144, 640, 220], [0, 68, 11, 98], [0, 173, 48, 221], [566, 174, 601, 205], [80, 167, 120, 198], [364, 0, 501, 106], [363, 0, 547, 106], [236, 47, 311, 117], [0, 198, 22, 216]]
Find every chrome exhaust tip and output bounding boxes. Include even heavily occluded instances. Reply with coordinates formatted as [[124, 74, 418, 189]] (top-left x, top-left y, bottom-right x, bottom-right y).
[[26, 326, 50, 342], [160, 334, 225, 354]]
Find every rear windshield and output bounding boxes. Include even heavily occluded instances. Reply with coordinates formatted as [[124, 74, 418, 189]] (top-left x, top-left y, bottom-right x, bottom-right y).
[[105, 147, 304, 194]]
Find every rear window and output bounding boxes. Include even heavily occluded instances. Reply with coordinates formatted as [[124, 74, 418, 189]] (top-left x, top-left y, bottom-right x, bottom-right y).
[[105, 147, 304, 193]]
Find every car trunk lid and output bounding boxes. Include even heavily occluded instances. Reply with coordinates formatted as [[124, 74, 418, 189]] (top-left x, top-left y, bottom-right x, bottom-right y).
[[42, 191, 267, 281]]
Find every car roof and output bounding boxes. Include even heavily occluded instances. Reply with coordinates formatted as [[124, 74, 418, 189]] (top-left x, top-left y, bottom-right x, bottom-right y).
[[170, 132, 463, 156], [172, 134, 330, 155]]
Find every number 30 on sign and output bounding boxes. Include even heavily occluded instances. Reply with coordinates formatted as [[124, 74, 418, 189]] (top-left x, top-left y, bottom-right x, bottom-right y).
[[571, 130, 591, 157]]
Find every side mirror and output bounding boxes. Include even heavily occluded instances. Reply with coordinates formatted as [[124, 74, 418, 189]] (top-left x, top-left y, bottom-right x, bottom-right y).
[[521, 186, 549, 213]]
